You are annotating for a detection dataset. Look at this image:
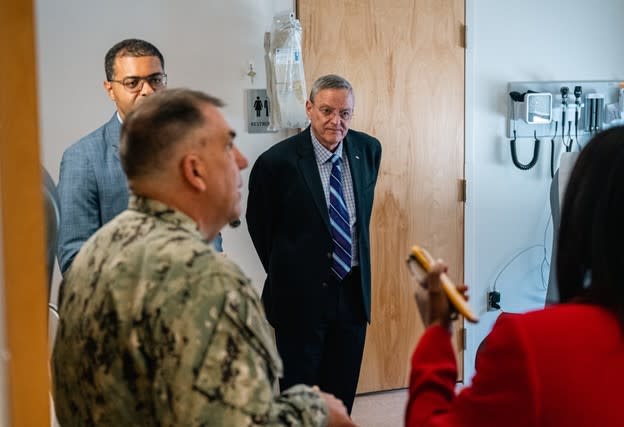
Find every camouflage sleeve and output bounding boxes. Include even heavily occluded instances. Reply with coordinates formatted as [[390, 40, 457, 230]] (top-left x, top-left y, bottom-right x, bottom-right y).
[[268, 385, 329, 427], [152, 269, 329, 426], [189, 285, 328, 426]]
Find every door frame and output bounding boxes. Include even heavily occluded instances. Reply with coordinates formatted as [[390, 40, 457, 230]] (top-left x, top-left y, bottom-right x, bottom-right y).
[[463, 0, 479, 385], [0, 0, 51, 425]]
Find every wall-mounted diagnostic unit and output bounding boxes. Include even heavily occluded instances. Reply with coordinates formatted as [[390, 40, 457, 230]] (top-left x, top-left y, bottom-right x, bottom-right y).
[[507, 80, 624, 173], [507, 80, 624, 139]]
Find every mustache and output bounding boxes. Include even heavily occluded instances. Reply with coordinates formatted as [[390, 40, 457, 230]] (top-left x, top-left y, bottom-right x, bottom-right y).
[[229, 218, 241, 228]]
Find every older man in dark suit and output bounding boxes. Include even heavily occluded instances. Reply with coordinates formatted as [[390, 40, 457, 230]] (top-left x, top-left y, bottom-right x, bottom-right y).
[[246, 74, 382, 414]]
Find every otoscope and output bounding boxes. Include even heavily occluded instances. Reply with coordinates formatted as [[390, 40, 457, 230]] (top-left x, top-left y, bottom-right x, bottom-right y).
[[560, 87, 570, 152], [573, 86, 582, 150]]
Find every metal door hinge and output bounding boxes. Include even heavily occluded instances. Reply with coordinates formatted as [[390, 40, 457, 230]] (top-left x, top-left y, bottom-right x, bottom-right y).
[[459, 178, 467, 202], [461, 24, 467, 49], [461, 327, 467, 351]]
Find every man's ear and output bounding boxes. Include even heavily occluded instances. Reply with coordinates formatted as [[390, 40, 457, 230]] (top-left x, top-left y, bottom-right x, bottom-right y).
[[103, 80, 116, 102], [181, 154, 206, 192], [305, 99, 313, 119]]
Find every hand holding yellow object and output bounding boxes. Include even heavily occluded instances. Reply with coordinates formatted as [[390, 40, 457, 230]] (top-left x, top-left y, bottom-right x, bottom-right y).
[[407, 245, 479, 324]]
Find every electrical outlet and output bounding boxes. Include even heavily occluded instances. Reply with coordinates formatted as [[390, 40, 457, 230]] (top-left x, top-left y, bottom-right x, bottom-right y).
[[487, 291, 501, 312]]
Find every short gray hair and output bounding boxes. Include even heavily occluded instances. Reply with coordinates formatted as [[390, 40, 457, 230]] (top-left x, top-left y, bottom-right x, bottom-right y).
[[309, 74, 353, 103]]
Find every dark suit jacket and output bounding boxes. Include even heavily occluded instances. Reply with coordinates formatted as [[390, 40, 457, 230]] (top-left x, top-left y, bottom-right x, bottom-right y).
[[406, 304, 624, 427], [246, 127, 381, 329]]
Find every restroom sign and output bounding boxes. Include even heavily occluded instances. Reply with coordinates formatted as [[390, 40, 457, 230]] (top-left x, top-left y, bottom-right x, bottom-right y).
[[246, 89, 276, 133]]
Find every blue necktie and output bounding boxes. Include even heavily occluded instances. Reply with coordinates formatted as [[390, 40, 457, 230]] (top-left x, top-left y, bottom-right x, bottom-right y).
[[329, 154, 352, 281]]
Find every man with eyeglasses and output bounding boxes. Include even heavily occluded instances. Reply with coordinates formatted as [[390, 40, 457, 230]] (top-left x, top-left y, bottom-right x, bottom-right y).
[[57, 39, 223, 275], [247, 74, 382, 414]]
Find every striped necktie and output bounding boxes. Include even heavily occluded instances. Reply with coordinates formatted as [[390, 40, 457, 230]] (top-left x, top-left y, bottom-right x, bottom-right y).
[[329, 154, 352, 281]]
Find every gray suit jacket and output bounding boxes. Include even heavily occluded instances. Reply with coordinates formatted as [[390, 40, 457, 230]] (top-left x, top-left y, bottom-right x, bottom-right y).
[[57, 114, 127, 273], [57, 114, 224, 274], [43, 167, 60, 293]]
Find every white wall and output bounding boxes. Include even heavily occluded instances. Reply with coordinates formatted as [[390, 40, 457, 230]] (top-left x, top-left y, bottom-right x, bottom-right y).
[[36, 0, 294, 297], [464, 0, 624, 383]]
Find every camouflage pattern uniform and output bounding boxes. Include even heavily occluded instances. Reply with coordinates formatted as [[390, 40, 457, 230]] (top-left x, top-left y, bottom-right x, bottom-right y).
[[52, 195, 328, 426]]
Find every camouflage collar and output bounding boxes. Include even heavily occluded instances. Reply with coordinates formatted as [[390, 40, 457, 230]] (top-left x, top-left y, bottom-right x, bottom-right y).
[[129, 195, 203, 238]]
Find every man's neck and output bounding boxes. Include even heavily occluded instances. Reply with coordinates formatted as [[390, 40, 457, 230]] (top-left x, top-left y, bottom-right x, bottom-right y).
[[310, 128, 342, 153], [131, 181, 223, 242]]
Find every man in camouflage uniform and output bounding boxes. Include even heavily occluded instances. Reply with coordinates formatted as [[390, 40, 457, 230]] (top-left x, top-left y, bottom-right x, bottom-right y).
[[52, 88, 354, 426]]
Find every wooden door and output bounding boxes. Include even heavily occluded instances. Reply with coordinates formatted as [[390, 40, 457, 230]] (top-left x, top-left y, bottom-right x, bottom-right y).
[[298, 0, 465, 392]]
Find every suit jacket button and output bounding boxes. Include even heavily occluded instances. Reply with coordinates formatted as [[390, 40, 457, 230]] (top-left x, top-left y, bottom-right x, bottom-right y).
[[327, 252, 332, 259], [322, 282, 328, 288]]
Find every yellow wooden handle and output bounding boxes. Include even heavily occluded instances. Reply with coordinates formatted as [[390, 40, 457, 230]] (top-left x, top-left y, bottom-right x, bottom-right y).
[[409, 245, 479, 323]]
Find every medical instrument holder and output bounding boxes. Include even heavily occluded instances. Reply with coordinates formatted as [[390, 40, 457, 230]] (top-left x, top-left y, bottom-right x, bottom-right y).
[[507, 80, 623, 139]]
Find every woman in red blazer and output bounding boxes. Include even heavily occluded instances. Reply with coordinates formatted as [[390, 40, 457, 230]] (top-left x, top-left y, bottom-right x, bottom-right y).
[[406, 126, 624, 427]]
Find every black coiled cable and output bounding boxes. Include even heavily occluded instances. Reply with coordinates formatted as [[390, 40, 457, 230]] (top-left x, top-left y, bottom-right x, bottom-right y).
[[510, 130, 540, 170]]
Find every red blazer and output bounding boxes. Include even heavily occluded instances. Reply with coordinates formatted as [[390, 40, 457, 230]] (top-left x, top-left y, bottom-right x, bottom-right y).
[[406, 304, 624, 427]]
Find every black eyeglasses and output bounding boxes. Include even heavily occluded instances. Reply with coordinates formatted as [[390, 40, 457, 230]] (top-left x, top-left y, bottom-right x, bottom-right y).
[[108, 73, 167, 92]]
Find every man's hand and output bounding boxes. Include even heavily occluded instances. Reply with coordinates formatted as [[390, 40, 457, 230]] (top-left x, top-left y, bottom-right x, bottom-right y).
[[319, 390, 357, 427]]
